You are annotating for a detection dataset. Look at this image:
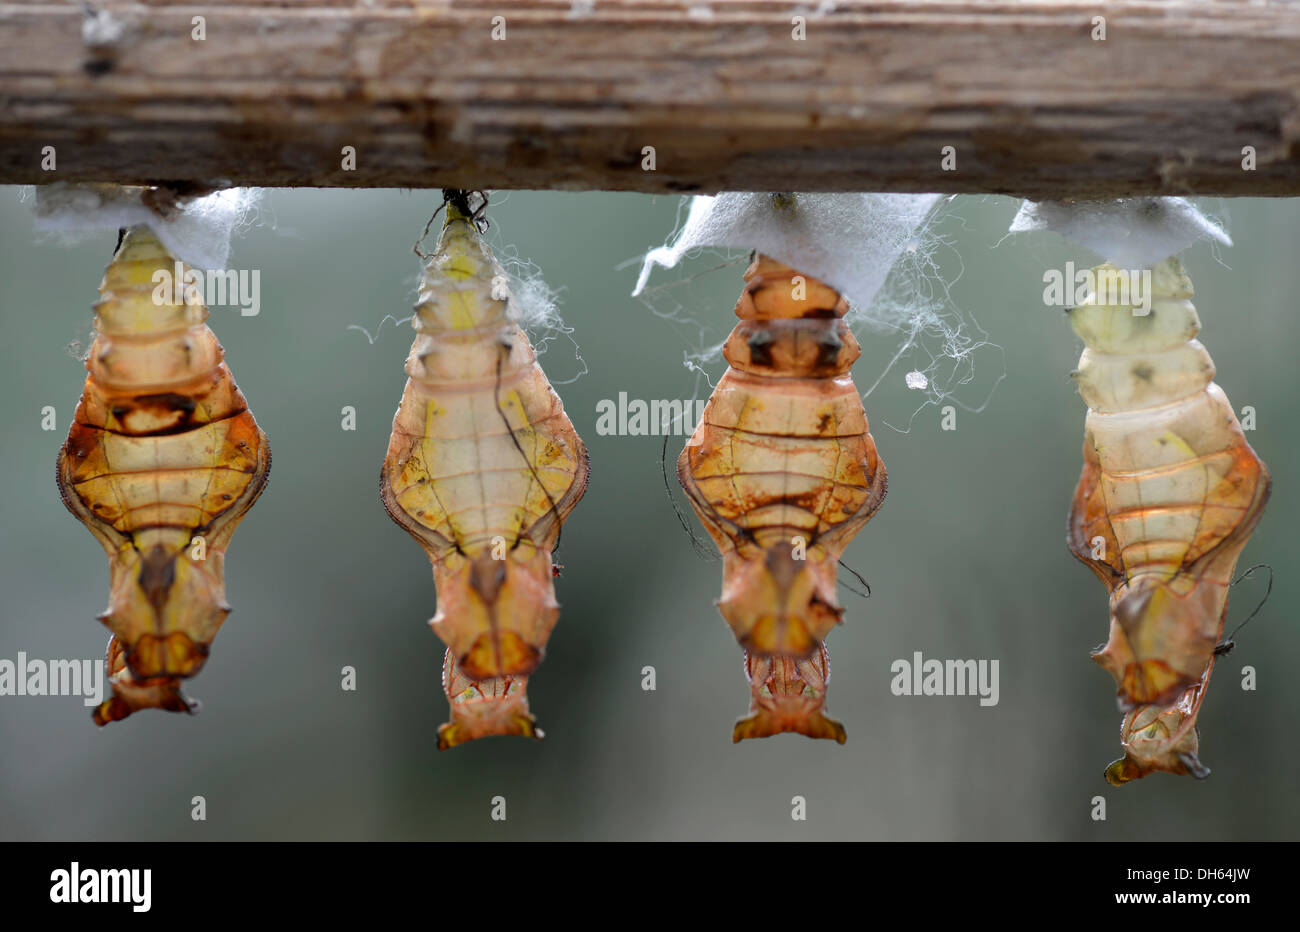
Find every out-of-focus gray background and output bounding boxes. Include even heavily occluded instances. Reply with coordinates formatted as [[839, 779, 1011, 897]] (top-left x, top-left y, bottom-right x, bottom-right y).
[[0, 189, 1294, 841]]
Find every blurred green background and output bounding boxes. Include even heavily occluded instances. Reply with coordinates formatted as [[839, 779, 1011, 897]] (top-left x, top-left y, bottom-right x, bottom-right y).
[[0, 188, 1294, 841]]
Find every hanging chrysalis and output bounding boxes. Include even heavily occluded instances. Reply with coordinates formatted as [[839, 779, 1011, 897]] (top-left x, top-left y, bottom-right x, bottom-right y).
[[1066, 257, 1270, 784], [381, 191, 589, 749], [57, 226, 271, 725], [678, 253, 886, 742]]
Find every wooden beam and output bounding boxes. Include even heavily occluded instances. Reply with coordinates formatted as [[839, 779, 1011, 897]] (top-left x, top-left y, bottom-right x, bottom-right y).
[[2, 0, 1299, 196]]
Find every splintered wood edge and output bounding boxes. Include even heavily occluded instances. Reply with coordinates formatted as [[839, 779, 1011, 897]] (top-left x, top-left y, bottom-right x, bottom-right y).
[[1, 0, 1298, 195]]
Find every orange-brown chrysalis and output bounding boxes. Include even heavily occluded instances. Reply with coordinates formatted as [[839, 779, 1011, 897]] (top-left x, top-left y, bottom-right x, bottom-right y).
[[381, 194, 589, 749], [1066, 258, 1270, 783], [57, 226, 271, 725], [678, 253, 886, 742]]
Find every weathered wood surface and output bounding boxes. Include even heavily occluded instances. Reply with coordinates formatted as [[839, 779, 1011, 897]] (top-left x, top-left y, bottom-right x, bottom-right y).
[[2, 1, 1299, 195]]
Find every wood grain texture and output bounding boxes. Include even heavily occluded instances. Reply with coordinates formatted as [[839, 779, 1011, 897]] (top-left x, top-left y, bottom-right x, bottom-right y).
[[2, 0, 1299, 195]]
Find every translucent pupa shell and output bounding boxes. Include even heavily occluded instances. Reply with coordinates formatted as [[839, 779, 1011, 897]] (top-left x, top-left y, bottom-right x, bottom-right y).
[[678, 253, 886, 741], [1066, 258, 1270, 782], [57, 226, 270, 725], [381, 201, 589, 748]]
